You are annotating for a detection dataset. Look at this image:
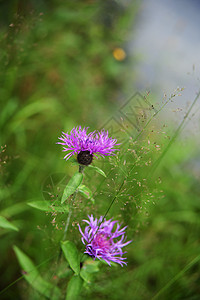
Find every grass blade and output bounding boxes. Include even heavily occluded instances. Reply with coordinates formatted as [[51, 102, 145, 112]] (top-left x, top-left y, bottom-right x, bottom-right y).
[[0, 216, 19, 231], [13, 246, 61, 299]]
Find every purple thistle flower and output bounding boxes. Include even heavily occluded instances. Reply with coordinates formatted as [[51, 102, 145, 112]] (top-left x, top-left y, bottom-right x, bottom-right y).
[[78, 215, 132, 266], [57, 126, 119, 165]]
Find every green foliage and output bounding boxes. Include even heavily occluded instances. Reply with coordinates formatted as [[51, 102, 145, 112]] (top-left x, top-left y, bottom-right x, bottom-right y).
[[28, 200, 69, 213], [0, 216, 18, 231], [13, 246, 61, 299], [87, 165, 107, 178], [0, 0, 138, 295], [80, 259, 100, 284], [61, 241, 80, 275], [66, 275, 83, 300], [61, 172, 83, 204], [78, 184, 95, 204]]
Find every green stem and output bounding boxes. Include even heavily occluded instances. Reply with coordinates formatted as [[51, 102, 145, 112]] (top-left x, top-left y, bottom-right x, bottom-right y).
[[58, 165, 84, 261], [150, 89, 200, 175], [152, 254, 200, 299], [62, 165, 84, 241], [133, 91, 178, 143], [62, 190, 77, 241], [79, 165, 85, 173]]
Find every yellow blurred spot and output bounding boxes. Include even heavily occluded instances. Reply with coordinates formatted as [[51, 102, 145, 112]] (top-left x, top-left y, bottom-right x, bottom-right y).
[[113, 48, 126, 61]]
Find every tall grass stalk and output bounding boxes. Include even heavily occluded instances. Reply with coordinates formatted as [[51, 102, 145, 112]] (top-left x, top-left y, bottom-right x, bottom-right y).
[[152, 254, 200, 300], [150, 89, 200, 174]]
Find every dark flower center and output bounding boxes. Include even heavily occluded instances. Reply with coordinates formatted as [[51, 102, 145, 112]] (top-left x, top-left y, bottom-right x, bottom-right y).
[[77, 150, 93, 166]]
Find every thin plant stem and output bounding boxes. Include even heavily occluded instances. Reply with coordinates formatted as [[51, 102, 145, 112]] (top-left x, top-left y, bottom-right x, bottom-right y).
[[81, 160, 137, 252], [133, 91, 179, 143], [62, 165, 84, 241], [150, 89, 200, 175], [58, 165, 84, 262], [89, 91, 179, 202], [0, 254, 57, 296], [79, 165, 85, 173], [152, 254, 200, 300], [62, 190, 77, 241]]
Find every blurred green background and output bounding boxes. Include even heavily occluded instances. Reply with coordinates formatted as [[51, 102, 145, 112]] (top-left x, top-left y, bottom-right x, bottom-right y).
[[1, 1, 200, 299]]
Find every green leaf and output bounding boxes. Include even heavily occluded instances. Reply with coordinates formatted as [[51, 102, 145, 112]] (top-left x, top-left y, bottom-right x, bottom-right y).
[[80, 259, 100, 283], [0, 202, 27, 218], [61, 241, 80, 275], [0, 216, 19, 231], [66, 275, 83, 300], [61, 172, 83, 204], [88, 165, 107, 177], [78, 184, 95, 203], [13, 246, 61, 299], [27, 200, 69, 213], [80, 268, 92, 284]]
